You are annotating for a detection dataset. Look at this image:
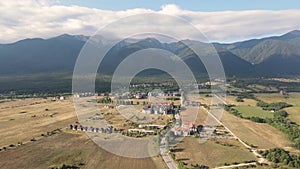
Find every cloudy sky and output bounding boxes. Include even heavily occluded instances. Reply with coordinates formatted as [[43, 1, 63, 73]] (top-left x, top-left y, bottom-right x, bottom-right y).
[[1, 0, 300, 43]]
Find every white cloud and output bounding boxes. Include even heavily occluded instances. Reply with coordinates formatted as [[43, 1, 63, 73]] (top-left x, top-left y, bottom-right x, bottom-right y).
[[0, 1, 300, 43]]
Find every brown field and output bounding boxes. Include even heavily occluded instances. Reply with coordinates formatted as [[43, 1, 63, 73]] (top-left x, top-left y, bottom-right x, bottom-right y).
[[0, 98, 76, 147], [194, 108, 208, 125], [0, 98, 168, 169], [221, 111, 296, 152], [0, 130, 165, 169], [173, 137, 256, 168], [225, 96, 258, 106], [199, 95, 257, 107]]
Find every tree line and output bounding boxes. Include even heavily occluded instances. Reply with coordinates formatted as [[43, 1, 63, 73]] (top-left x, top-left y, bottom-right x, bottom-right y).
[[259, 148, 300, 168]]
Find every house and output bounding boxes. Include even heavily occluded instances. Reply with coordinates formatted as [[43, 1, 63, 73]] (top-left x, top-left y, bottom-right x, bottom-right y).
[[59, 96, 66, 100], [173, 122, 197, 136], [73, 94, 80, 98]]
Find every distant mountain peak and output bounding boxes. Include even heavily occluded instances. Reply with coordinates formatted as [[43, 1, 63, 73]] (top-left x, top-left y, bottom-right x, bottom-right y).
[[278, 30, 300, 40], [286, 30, 300, 36], [51, 34, 89, 42]]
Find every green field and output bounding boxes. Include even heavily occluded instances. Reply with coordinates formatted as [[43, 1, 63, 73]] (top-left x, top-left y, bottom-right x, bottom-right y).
[[256, 93, 300, 124], [234, 106, 274, 119]]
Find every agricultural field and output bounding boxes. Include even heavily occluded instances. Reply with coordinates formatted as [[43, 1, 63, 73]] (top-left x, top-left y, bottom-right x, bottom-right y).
[[221, 111, 296, 152], [1, 92, 299, 169], [0, 98, 168, 169], [255, 93, 300, 124], [172, 137, 256, 168], [225, 96, 257, 106], [0, 130, 166, 169], [234, 105, 274, 119], [199, 95, 258, 107], [0, 98, 76, 147]]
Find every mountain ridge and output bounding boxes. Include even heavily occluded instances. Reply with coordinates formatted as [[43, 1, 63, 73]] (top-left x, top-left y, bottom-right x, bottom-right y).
[[0, 30, 300, 77]]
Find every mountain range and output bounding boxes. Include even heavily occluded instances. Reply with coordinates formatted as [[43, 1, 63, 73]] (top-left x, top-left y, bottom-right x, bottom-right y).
[[0, 30, 300, 93]]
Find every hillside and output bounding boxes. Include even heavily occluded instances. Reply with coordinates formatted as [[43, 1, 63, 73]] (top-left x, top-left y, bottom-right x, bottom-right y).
[[0, 31, 300, 92], [214, 30, 300, 64]]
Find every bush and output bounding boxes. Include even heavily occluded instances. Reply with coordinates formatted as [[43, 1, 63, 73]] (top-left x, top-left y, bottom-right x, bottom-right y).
[[260, 148, 300, 168], [235, 97, 244, 102], [257, 101, 292, 111], [178, 161, 187, 169], [274, 110, 288, 118]]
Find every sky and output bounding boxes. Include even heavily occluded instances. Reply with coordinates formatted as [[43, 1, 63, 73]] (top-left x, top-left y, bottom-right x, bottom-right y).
[[59, 0, 300, 12], [0, 0, 300, 43]]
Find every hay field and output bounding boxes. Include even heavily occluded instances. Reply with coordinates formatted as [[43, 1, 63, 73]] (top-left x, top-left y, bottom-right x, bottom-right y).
[[0, 98, 167, 169], [173, 137, 256, 168]]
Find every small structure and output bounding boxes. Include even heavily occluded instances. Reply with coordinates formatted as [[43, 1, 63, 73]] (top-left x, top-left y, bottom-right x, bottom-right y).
[[59, 96, 66, 100], [184, 100, 201, 107], [138, 124, 166, 129], [128, 129, 155, 135]]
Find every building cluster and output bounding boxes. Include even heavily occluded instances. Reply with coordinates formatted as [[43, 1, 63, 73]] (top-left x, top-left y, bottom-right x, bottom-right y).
[[69, 124, 115, 134], [127, 129, 155, 135], [73, 92, 96, 98], [148, 91, 181, 97], [114, 92, 147, 99], [114, 90, 181, 100], [51, 96, 66, 101], [197, 82, 211, 89], [141, 102, 177, 115], [184, 100, 201, 107], [129, 82, 174, 88], [127, 124, 167, 135], [138, 124, 166, 129], [173, 122, 202, 136]]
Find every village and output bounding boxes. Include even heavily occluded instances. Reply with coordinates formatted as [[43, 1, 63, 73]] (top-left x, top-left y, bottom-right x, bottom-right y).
[[70, 88, 232, 141]]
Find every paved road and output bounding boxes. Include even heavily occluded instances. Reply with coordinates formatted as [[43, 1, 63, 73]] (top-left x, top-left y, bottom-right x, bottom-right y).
[[159, 112, 180, 169], [160, 137, 178, 169], [160, 146, 178, 169]]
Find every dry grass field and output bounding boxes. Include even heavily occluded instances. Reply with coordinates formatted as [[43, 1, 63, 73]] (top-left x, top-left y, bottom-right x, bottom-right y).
[[1, 92, 299, 169], [221, 111, 295, 151], [225, 96, 258, 106], [173, 137, 256, 168], [199, 95, 257, 107], [0, 98, 76, 147], [0, 130, 166, 169], [192, 93, 300, 153], [0, 98, 168, 169]]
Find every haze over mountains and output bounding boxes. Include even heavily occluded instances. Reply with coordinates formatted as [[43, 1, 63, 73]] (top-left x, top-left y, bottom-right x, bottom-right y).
[[0, 30, 300, 78]]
